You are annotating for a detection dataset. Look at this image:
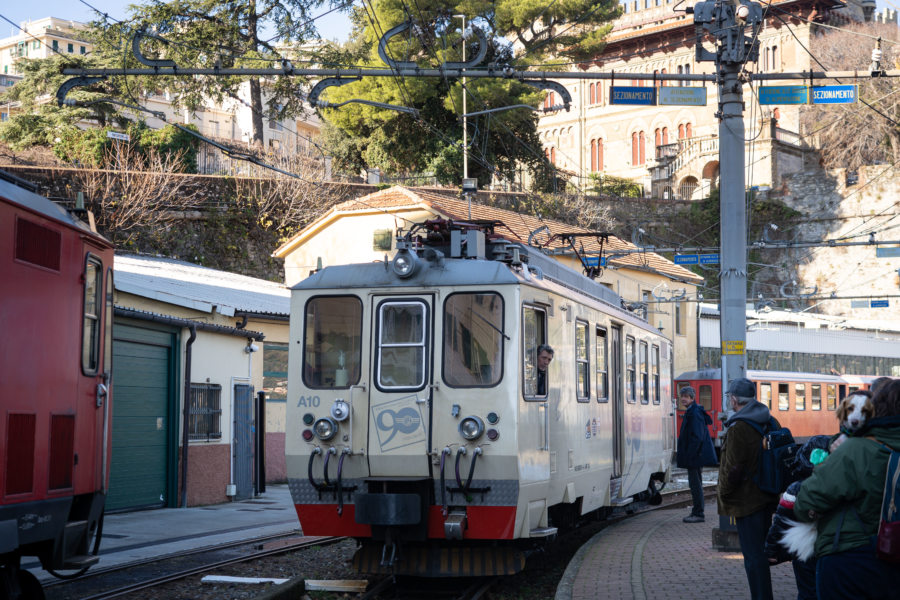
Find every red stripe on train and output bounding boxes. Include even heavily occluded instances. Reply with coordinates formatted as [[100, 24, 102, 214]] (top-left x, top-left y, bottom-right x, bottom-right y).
[[294, 504, 517, 539]]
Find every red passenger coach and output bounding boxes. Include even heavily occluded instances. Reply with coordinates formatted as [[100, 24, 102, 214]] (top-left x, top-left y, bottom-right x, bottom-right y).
[[676, 368, 865, 446], [0, 172, 114, 599]]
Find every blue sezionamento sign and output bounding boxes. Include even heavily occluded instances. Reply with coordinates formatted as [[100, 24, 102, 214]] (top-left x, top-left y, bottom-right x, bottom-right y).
[[584, 256, 608, 267], [811, 85, 858, 105], [610, 86, 656, 105], [674, 255, 698, 265]]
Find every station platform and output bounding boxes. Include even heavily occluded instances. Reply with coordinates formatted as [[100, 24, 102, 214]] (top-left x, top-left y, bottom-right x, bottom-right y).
[[30, 484, 300, 583], [556, 500, 799, 600]]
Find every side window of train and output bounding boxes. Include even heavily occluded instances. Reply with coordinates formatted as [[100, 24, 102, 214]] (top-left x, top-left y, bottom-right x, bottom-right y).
[[303, 296, 363, 389], [625, 336, 636, 404], [523, 305, 547, 400], [596, 326, 608, 403], [699, 385, 712, 411], [443, 292, 503, 388], [639, 341, 649, 404], [651, 344, 660, 404], [795, 383, 806, 411], [811, 384, 822, 410], [576, 320, 590, 402], [759, 383, 772, 409], [778, 383, 790, 410], [827, 384, 838, 410], [376, 300, 428, 391], [104, 267, 114, 375], [81, 254, 103, 375]]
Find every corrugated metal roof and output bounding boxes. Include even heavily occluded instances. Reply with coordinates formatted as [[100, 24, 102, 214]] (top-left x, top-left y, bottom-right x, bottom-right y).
[[275, 186, 703, 284], [114, 254, 290, 318]]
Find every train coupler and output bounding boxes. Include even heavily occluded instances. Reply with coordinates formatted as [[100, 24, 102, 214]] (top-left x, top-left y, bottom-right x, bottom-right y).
[[380, 540, 399, 568], [443, 510, 466, 540]]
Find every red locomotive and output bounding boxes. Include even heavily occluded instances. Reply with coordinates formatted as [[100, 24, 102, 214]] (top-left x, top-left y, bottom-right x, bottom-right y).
[[675, 368, 875, 446], [0, 172, 114, 599]]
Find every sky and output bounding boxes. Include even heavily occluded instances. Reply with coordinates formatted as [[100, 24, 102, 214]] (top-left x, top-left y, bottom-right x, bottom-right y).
[[0, 1, 354, 42]]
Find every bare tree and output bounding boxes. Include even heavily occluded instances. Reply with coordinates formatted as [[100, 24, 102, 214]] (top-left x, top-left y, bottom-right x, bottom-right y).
[[70, 144, 200, 244], [803, 22, 900, 169]]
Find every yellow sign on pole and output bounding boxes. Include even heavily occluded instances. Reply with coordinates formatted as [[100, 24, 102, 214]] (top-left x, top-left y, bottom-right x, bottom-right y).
[[722, 340, 745, 355]]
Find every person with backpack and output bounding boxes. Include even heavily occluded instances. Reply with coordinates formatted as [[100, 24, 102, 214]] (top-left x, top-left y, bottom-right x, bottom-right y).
[[676, 385, 718, 522], [791, 379, 900, 600], [718, 377, 780, 600]]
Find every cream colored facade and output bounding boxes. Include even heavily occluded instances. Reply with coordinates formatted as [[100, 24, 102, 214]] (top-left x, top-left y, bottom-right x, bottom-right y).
[[274, 186, 702, 376], [537, 0, 885, 196]]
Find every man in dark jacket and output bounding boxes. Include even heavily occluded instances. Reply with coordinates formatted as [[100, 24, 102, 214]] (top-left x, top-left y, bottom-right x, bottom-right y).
[[677, 385, 717, 522], [717, 377, 779, 600]]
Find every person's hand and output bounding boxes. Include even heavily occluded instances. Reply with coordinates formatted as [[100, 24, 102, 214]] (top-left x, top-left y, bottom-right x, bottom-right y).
[[830, 433, 847, 452]]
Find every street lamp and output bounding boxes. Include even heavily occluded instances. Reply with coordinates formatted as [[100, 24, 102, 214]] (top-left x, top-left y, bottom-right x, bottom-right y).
[[454, 15, 468, 182]]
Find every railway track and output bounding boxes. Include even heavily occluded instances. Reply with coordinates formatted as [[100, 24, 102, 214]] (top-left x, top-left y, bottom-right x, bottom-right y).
[[42, 533, 343, 600]]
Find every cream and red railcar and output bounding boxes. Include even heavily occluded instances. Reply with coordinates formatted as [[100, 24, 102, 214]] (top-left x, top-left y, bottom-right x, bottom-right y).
[[285, 221, 675, 576]]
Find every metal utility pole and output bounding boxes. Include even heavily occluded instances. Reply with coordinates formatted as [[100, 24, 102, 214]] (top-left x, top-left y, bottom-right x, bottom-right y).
[[692, 0, 762, 409], [455, 15, 469, 181]]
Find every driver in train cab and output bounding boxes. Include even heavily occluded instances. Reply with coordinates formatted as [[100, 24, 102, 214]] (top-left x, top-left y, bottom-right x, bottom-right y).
[[536, 344, 554, 396]]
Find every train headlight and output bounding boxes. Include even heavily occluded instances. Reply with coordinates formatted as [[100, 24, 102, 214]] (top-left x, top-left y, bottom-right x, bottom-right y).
[[313, 417, 338, 441], [459, 416, 485, 441], [391, 248, 420, 278]]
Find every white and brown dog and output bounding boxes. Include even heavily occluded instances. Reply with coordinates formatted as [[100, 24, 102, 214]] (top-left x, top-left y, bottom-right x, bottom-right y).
[[778, 392, 875, 560]]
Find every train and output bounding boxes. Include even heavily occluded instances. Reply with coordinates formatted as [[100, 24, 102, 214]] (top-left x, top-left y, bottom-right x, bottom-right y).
[[285, 218, 675, 577], [675, 368, 878, 445], [0, 172, 114, 599]]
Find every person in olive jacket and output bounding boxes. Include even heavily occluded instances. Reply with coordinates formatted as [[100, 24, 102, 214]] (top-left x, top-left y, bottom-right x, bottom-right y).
[[718, 377, 779, 600], [676, 385, 718, 522], [793, 379, 900, 600]]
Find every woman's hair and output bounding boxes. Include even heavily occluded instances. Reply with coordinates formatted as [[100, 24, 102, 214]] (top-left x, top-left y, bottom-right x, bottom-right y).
[[873, 379, 900, 419]]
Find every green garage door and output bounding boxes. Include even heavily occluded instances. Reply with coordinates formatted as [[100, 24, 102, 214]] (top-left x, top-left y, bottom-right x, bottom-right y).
[[107, 322, 179, 511]]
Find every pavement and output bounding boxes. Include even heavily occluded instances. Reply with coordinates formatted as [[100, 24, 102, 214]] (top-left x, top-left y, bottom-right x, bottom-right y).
[[29, 484, 300, 583], [556, 483, 799, 600]]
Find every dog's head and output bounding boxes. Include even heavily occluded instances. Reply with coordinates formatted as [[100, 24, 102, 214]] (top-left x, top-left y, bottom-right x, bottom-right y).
[[837, 393, 875, 433]]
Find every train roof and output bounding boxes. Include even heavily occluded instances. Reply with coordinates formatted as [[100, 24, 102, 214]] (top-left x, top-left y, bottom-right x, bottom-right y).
[[675, 368, 847, 383], [0, 171, 110, 245]]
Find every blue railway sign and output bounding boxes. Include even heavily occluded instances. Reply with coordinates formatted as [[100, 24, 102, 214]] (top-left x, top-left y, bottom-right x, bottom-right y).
[[876, 247, 900, 258], [674, 255, 698, 265], [871, 300, 890, 308], [584, 256, 608, 267], [610, 86, 656, 105], [658, 87, 707, 106], [699, 253, 720, 264], [758, 86, 809, 105], [811, 85, 858, 105]]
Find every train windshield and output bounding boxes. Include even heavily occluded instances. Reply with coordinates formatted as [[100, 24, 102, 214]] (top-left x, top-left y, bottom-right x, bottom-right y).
[[443, 292, 504, 387], [303, 296, 362, 388], [377, 300, 428, 390]]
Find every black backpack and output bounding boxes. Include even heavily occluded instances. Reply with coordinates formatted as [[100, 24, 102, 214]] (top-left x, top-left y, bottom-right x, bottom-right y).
[[735, 416, 796, 495]]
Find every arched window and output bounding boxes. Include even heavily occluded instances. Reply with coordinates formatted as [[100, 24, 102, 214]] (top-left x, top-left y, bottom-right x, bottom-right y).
[[678, 124, 685, 139], [773, 108, 780, 125], [590, 139, 597, 172], [772, 45, 778, 71], [632, 132, 639, 165], [662, 127, 669, 145], [655, 128, 661, 148], [685, 123, 692, 138], [550, 147, 556, 165], [597, 138, 603, 171], [661, 68, 667, 87], [639, 131, 646, 165]]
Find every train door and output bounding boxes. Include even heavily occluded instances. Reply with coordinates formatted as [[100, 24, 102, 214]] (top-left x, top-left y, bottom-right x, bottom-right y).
[[610, 325, 624, 478], [521, 305, 550, 484], [368, 296, 433, 476]]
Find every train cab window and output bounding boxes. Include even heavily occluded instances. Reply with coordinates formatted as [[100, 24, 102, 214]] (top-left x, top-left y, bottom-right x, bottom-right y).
[[778, 384, 790, 410], [811, 384, 822, 411], [376, 301, 428, 390], [639, 341, 649, 404], [303, 296, 362, 389], [625, 336, 636, 403], [443, 293, 503, 387], [523, 306, 548, 400], [81, 255, 103, 375], [651, 345, 660, 404], [795, 383, 807, 411], [575, 321, 590, 402], [596, 326, 608, 402], [827, 384, 838, 410], [759, 383, 772, 409], [698, 385, 712, 411]]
